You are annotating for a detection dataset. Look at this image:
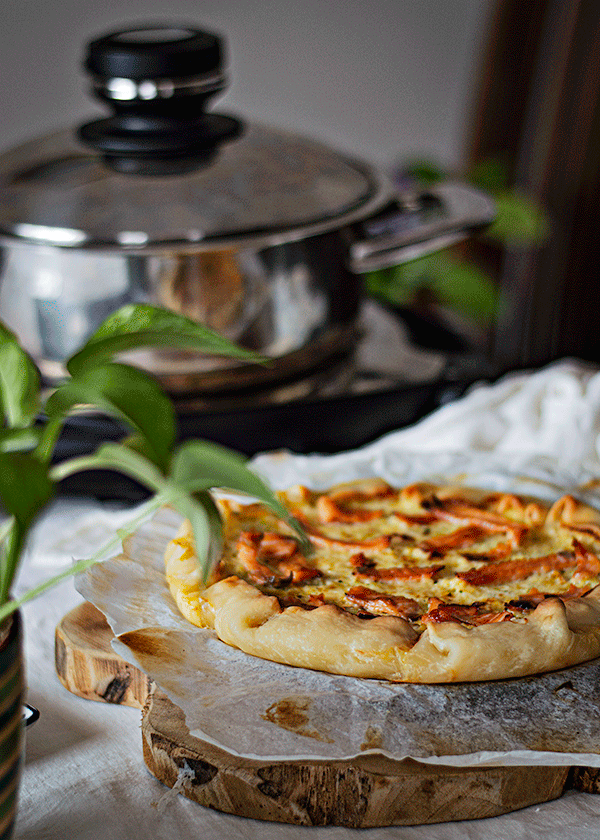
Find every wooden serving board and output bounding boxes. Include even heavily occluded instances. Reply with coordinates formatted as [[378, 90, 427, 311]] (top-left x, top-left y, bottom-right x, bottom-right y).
[[55, 602, 600, 827], [55, 601, 150, 708]]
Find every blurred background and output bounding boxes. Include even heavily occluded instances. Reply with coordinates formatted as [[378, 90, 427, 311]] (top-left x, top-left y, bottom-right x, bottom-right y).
[[0, 0, 599, 464], [2, 0, 599, 374], [0, 0, 492, 171]]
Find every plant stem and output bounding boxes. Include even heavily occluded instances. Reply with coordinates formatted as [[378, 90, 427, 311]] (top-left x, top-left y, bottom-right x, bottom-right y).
[[0, 519, 12, 602], [49, 450, 164, 492], [35, 415, 66, 463], [0, 495, 164, 622], [0, 525, 22, 606]]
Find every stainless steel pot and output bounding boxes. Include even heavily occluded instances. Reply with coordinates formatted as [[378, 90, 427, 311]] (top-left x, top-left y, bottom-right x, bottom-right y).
[[0, 25, 494, 393]]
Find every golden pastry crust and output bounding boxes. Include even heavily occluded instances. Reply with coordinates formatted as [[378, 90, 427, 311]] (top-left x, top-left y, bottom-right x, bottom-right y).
[[164, 479, 600, 683]]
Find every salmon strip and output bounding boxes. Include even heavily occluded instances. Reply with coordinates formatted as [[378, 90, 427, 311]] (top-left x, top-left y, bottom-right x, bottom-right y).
[[457, 550, 576, 586], [507, 584, 593, 611], [345, 586, 421, 619], [422, 602, 513, 625], [236, 532, 287, 586], [458, 537, 600, 587], [394, 512, 439, 527], [394, 497, 528, 547], [572, 538, 600, 575], [236, 531, 319, 586], [349, 552, 375, 569], [316, 479, 396, 524], [277, 556, 322, 584], [349, 552, 441, 580], [433, 500, 522, 526], [430, 501, 529, 547], [257, 532, 299, 561], [292, 512, 392, 551], [419, 525, 493, 553], [309, 532, 392, 551], [353, 564, 443, 582], [328, 479, 395, 503], [316, 495, 384, 524]]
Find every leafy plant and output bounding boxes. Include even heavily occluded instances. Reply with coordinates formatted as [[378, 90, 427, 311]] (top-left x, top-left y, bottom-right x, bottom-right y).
[[0, 304, 308, 623], [365, 156, 549, 330]]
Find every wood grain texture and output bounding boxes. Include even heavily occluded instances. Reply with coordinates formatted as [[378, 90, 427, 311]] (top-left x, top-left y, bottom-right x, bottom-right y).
[[570, 766, 600, 794], [55, 602, 149, 708], [141, 688, 570, 827], [55, 602, 600, 826]]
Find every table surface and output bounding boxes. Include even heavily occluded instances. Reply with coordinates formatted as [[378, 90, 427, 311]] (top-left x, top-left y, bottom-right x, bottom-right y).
[[15, 496, 600, 840]]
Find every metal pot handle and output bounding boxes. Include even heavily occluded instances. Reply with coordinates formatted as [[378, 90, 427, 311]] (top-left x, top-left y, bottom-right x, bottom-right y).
[[347, 182, 495, 273], [23, 703, 40, 727]]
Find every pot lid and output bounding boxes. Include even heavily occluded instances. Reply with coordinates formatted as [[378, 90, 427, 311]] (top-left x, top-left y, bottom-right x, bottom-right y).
[[0, 126, 377, 250], [0, 25, 379, 251]]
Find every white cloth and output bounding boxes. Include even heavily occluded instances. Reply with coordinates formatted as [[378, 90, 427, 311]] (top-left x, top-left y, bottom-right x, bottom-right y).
[[251, 359, 600, 493], [17, 360, 600, 839]]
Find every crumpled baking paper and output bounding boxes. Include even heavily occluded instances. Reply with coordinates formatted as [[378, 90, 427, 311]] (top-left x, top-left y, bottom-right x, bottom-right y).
[[77, 359, 600, 767]]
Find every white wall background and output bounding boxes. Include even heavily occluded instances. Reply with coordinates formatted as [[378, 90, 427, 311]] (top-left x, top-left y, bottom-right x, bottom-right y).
[[0, 0, 493, 173]]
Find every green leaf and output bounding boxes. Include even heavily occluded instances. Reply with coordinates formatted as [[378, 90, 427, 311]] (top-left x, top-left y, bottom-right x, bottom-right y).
[[0, 452, 54, 528], [170, 440, 309, 551], [0, 494, 164, 623], [171, 490, 224, 585], [50, 443, 226, 583], [67, 303, 268, 377], [482, 191, 550, 245], [366, 251, 499, 325], [0, 427, 41, 454], [119, 433, 166, 465], [0, 452, 54, 602], [468, 157, 511, 193], [170, 439, 277, 499], [403, 159, 446, 185], [0, 322, 40, 428], [425, 252, 499, 323], [364, 255, 438, 307], [44, 363, 176, 470], [363, 267, 405, 305], [54, 439, 310, 580], [51, 442, 167, 494]]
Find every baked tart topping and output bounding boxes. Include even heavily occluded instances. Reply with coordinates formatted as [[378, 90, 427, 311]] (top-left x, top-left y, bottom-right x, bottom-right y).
[[164, 480, 600, 682]]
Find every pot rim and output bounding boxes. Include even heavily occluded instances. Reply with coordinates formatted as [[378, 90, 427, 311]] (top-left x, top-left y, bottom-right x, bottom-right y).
[[0, 167, 393, 255]]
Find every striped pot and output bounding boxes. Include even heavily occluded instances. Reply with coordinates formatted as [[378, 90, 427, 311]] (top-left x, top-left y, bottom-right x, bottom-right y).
[[0, 613, 23, 840]]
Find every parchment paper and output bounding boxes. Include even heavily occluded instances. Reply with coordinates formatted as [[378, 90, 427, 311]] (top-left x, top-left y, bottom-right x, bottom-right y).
[[77, 360, 600, 768]]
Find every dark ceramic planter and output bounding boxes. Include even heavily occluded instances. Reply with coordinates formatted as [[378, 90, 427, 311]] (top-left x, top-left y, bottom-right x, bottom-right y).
[[0, 612, 23, 840]]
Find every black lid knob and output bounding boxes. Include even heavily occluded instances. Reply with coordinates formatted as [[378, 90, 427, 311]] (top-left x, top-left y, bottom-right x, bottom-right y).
[[85, 25, 223, 81], [77, 23, 243, 175]]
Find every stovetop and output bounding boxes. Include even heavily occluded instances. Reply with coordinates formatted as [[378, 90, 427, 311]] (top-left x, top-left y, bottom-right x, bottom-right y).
[[53, 300, 496, 500]]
